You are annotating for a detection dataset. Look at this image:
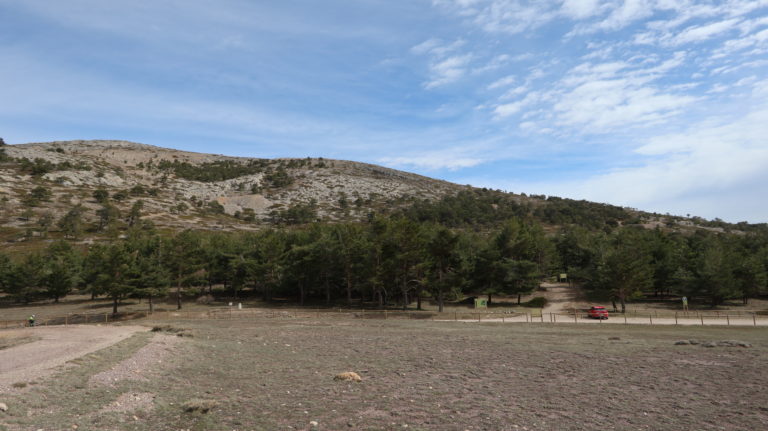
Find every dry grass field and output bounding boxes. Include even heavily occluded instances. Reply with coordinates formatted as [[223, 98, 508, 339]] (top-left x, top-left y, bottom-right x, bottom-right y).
[[0, 317, 766, 431]]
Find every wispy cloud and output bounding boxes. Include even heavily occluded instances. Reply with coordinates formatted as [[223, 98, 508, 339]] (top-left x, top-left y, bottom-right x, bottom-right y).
[[4, 0, 768, 222], [379, 151, 486, 171]]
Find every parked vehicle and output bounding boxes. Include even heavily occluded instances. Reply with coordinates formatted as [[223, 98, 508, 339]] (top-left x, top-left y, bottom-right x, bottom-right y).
[[588, 306, 609, 319]]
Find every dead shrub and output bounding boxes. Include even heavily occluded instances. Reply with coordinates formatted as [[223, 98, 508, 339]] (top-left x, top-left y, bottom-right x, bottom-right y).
[[151, 325, 194, 337], [196, 295, 215, 305], [182, 399, 219, 413]]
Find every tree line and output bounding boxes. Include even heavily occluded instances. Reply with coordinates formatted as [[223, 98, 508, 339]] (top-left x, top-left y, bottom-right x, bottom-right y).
[[1, 213, 766, 314]]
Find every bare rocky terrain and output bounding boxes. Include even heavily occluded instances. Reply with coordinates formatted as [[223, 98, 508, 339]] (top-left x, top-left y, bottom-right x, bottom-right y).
[[1, 319, 766, 430], [0, 140, 466, 240]]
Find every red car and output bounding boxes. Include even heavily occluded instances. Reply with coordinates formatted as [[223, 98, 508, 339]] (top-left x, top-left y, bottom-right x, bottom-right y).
[[588, 306, 609, 319]]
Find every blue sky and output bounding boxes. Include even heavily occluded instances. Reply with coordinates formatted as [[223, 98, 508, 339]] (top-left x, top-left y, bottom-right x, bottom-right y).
[[1, 1, 767, 222]]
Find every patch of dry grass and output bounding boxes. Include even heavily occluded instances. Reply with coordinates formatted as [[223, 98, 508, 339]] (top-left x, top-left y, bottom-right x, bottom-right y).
[[0, 319, 766, 430], [0, 334, 38, 350], [182, 399, 219, 413]]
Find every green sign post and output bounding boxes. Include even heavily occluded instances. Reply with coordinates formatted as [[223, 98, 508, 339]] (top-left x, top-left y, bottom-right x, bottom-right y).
[[474, 298, 488, 309]]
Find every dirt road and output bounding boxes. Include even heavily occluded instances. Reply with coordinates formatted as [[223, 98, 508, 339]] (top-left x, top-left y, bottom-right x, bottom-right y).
[[539, 282, 583, 313], [0, 325, 148, 393]]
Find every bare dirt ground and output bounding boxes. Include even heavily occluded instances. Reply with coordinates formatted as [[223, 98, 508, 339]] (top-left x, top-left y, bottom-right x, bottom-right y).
[[538, 282, 584, 313], [0, 318, 765, 431], [89, 333, 184, 386], [0, 325, 147, 393]]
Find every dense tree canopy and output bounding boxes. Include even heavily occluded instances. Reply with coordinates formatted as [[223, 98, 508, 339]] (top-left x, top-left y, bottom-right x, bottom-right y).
[[1, 209, 767, 312]]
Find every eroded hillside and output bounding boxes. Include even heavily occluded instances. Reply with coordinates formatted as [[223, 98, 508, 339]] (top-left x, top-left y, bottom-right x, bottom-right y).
[[0, 140, 464, 242]]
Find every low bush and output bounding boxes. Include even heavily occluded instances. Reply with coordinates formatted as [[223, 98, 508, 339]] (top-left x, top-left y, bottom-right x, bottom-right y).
[[522, 297, 548, 308]]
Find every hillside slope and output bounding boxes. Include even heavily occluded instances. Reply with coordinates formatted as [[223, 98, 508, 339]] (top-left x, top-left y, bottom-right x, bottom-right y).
[[0, 140, 761, 249], [0, 140, 465, 235]]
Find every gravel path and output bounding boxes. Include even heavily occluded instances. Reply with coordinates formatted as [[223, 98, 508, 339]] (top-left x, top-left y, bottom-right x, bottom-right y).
[[89, 333, 183, 386], [0, 325, 148, 393], [539, 282, 583, 313]]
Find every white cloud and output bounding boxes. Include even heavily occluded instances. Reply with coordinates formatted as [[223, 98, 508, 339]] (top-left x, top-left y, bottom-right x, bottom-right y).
[[590, 107, 768, 211], [379, 151, 486, 170], [553, 79, 697, 131], [596, 0, 656, 31], [496, 103, 768, 222], [425, 54, 474, 88], [715, 27, 768, 55], [411, 38, 443, 55], [500, 84, 529, 99], [671, 18, 741, 45], [509, 52, 694, 133], [473, 54, 511, 73], [487, 74, 516, 89], [560, 0, 602, 19], [433, 0, 560, 34], [493, 101, 525, 118], [410, 38, 474, 89], [411, 38, 466, 57]]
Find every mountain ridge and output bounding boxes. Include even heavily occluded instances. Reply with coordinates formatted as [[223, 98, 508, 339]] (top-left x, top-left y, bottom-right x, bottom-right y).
[[0, 139, 763, 250]]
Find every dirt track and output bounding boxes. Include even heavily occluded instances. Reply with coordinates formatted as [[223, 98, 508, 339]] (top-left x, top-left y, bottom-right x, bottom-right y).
[[539, 282, 582, 313], [0, 325, 148, 393]]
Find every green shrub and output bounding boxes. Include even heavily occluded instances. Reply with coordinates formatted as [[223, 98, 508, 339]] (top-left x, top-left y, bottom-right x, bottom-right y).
[[522, 297, 548, 308]]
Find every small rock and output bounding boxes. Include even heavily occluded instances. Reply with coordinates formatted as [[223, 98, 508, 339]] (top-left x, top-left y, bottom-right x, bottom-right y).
[[608, 336, 621, 340], [0, 402, 7, 412], [334, 372, 362, 382], [309, 420, 319, 431], [688, 339, 700, 345], [716, 340, 752, 348], [674, 340, 690, 345], [703, 342, 717, 348]]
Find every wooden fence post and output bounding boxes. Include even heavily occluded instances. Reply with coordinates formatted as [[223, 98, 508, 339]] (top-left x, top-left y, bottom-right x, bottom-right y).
[[726, 314, 730, 326], [624, 314, 627, 325], [753, 314, 757, 326], [675, 313, 678, 325], [649, 315, 652, 325], [700, 315, 704, 326]]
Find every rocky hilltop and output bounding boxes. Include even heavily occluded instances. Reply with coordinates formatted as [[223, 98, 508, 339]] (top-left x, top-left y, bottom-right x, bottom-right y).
[[0, 140, 466, 237]]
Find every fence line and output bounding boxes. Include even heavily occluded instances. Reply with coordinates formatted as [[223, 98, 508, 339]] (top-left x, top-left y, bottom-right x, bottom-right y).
[[0, 311, 146, 329], [154, 307, 767, 327], [2, 308, 765, 329]]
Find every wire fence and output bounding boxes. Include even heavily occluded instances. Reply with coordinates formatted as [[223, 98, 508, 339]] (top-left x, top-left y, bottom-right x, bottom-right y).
[[2, 307, 766, 329], [0, 311, 147, 329], [154, 307, 768, 327]]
